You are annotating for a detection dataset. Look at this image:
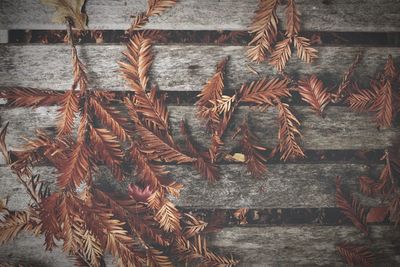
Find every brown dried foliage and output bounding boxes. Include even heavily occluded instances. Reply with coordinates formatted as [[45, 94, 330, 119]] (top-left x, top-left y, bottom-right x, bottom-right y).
[[335, 176, 369, 236], [297, 75, 331, 116], [336, 243, 374, 267]]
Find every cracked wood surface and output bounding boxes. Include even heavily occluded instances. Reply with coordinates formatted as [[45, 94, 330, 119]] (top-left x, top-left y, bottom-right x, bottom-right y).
[[1, 0, 400, 31], [0, 45, 399, 91]]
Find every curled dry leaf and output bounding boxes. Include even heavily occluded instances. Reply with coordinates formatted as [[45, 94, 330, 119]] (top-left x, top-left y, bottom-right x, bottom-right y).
[[41, 0, 88, 30]]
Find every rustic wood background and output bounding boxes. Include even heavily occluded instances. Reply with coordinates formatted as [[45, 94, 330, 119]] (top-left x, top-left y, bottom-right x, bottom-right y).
[[1, 0, 400, 266]]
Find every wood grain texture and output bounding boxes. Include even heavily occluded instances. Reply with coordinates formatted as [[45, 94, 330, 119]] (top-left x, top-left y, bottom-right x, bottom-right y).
[[1, 0, 400, 31], [0, 163, 381, 211], [1, 45, 399, 91], [0, 30, 7, 43], [0, 226, 398, 267], [0, 106, 398, 154], [210, 225, 400, 266]]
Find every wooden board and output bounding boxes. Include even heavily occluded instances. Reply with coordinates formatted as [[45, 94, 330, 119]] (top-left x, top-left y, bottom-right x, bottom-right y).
[[0, 226, 398, 266], [210, 225, 400, 266], [0, 163, 381, 211], [0, 106, 398, 153], [0, 45, 398, 91], [1, 0, 400, 31]]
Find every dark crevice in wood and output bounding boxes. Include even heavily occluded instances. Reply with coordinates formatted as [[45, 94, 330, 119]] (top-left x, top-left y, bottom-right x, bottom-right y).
[[178, 207, 392, 227], [7, 30, 400, 47]]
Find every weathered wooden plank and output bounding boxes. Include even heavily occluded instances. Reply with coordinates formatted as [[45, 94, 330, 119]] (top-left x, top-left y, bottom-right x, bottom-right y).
[[0, 45, 398, 91], [0, 106, 398, 154], [1, 0, 400, 31], [210, 225, 400, 266], [1, 226, 398, 266], [0, 163, 381, 211], [0, 30, 7, 43]]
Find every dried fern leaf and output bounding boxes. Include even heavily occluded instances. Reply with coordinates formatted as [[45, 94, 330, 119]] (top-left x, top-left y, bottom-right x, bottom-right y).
[[297, 75, 331, 116], [332, 52, 362, 102], [247, 0, 279, 62], [285, 0, 300, 38], [120, 34, 153, 92], [371, 80, 394, 128], [147, 247, 174, 267], [239, 78, 290, 108], [196, 57, 228, 131], [155, 199, 181, 233], [174, 235, 239, 266], [83, 206, 145, 266], [336, 242, 374, 267], [0, 87, 64, 107], [72, 46, 88, 92], [179, 120, 220, 182], [384, 54, 398, 81], [58, 140, 91, 189], [269, 38, 292, 72], [90, 97, 131, 142], [57, 90, 79, 136], [335, 176, 369, 236], [183, 214, 208, 239], [237, 121, 267, 178], [294, 36, 318, 63], [89, 126, 125, 180], [135, 122, 194, 164], [129, 0, 177, 31], [41, 0, 87, 30], [347, 83, 377, 112], [275, 100, 305, 161], [81, 230, 103, 267], [130, 142, 168, 190], [0, 210, 36, 245]]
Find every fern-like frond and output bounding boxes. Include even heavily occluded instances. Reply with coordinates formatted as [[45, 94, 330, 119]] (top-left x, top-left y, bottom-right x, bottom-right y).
[[247, 0, 279, 62], [89, 126, 125, 180], [179, 120, 219, 182], [174, 235, 239, 266], [336, 242, 374, 267], [335, 176, 369, 236], [129, 0, 177, 31], [120, 34, 153, 92], [90, 96, 131, 142], [384, 54, 398, 81], [285, 0, 300, 38], [183, 213, 208, 239], [332, 52, 362, 102], [294, 36, 318, 63], [297, 75, 331, 116], [347, 83, 377, 112], [371, 80, 394, 128], [0, 210, 37, 245], [236, 121, 267, 178], [155, 199, 181, 233], [196, 57, 228, 131], [0, 87, 64, 107], [275, 100, 305, 161], [80, 230, 103, 267], [57, 90, 79, 136], [130, 142, 168, 190], [269, 38, 292, 72], [58, 141, 91, 189], [72, 46, 88, 92], [239, 78, 290, 108]]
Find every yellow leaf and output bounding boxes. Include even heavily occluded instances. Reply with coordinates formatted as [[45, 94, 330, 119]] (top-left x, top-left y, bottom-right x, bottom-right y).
[[231, 153, 246, 162], [41, 0, 88, 30]]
